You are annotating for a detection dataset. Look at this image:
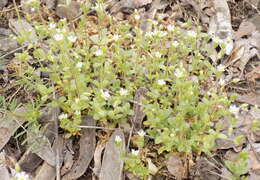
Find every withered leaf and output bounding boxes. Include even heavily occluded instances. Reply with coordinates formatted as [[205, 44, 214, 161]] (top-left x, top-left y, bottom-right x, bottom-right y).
[[62, 116, 96, 180], [166, 153, 186, 180], [100, 130, 125, 180]]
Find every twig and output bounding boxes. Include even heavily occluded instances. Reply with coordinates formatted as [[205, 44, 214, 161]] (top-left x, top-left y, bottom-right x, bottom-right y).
[[0, 4, 23, 13], [204, 158, 223, 172], [0, 45, 27, 59], [244, 0, 260, 15], [207, 169, 231, 180], [78, 125, 119, 130]]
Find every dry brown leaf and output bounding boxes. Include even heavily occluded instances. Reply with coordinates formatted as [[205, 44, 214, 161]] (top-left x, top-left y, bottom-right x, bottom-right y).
[[60, 139, 74, 176], [246, 66, 260, 84], [208, 0, 233, 55], [133, 0, 152, 8], [166, 153, 186, 180], [26, 107, 60, 167], [93, 142, 106, 178], [62, 116, 96, 180], [0, 107, 27, 151], [250, 31, 260, 49], [100, 130, 125, 180], [147, 158, 158, 175], [224, 45, 245, 67], [140, 0, 161, 33], [131, 87, 148, 130], [9, 19, 37, 44], [56, 0, 82, 20], [234, 21, 256, 40], [248, 143, 260, 172], [34, 135, 64, 180], [237, 93, 260, 106]]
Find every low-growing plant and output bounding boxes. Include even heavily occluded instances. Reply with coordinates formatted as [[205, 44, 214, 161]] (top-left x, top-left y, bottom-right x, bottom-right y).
[[11, 0, 242, 178], [225, 151, 249, 180]]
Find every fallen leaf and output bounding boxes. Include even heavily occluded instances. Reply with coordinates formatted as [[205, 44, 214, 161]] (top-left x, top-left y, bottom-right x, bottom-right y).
[[246, 66, 260, 84], [9, 19, 37, 44], [34, 135, 64, 180], [56, 0, 82, 20], [60, 139, 74, 176], [147, 158, 158, 175], [140, 0, 161, 33], [0, 107, 27, 151], [0, 0, 7, 10], [250, 31, 260, 49], [208, 0, 233, 55], [62, 116, 96, 180], [133, 0, 152, 8], [19, 152, 43, 172], [99, 129, 125, 180], [93, 143, 106, 178], [27, 107, 60, 167], [237, 93, 260, 106], [166, 153, 186, 179], [234, 21, 256, 40], [224, 45, 245, 67], [131, 87, 148, 130]]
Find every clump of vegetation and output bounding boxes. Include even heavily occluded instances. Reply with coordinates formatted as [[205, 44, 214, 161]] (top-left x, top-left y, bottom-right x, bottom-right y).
[[12, 1, 242, 179]]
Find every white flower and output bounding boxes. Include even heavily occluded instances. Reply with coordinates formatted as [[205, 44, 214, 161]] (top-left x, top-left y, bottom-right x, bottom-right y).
[[137, 129, 146, 137], [31, 8, 35, 12], [152, 20, 158, 26], [170, 133, 174, 137], [49, 23, 56, 29], [157, 30, 167, 37], [187, 30, 197, 38], [172, 41, 179, 47], [131, 149, 139, 156], [174, 68, 184, 78], [134, 14, 140, 20], [76, 62, 83, 68], [75, 98, 80, 103], [100, 89, 110, 100], [53, 33, 63, 41], [55, 28, 61, 33], [14, 171, 30, 180], [59, 113, 68, 120], [95, 49, 103, 56], [112, 34, 120, 41], [167, 24, 175, 31], [217, 64, 225, 72], [119, 88, 128, 96], [26, 0, 37, 4], [145, 31, 154, 38], [115, 135, 122, 143], [67, 35, 77, 43], [153, 52, 162, 58], [219, 78, 226, 86], [126, 33, 133, 38], [74, 110, 81, 115], [229, 104, 239, 115], [157, 79, 166, 85]]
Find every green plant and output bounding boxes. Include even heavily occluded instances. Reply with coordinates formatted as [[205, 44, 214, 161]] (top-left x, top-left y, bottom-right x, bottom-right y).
[[225, 151, 249, 180], [11, 0, 239, 178], [124, 149, 150, 179]]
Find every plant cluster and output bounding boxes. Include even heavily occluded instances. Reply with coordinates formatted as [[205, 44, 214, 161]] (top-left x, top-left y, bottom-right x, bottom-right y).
[[11, 1, 243, 179]]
